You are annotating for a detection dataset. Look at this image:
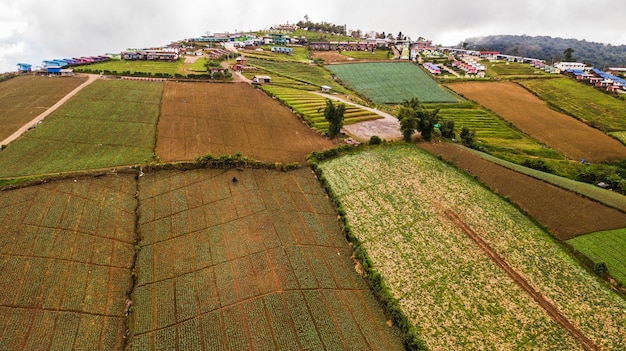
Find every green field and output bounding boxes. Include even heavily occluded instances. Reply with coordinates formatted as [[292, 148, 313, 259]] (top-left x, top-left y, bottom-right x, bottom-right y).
[[247, 57, 349, 93], [0, 79, 163, 178], [0, 75, 87, 141], [318, 143, 626, 351], [327, 62, 459, 104], [485, 61, 551, 78], [433, 102, 558, 157], [517, 77, 626, 132], [76, 59, 184, 75], [262, 85, 382, 131], [0, 174, 137, 350], [567, 228, 626, 285]]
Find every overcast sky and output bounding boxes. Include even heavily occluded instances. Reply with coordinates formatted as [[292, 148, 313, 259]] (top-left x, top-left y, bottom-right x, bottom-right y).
[[1, 0, 624, 73]]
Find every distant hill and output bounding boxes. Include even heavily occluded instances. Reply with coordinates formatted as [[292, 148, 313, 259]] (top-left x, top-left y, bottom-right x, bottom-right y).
[[461, 35, 626, 68]]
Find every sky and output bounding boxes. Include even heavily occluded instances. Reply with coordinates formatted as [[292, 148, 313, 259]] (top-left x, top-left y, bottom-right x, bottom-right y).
[[1, 0, 625, 73]]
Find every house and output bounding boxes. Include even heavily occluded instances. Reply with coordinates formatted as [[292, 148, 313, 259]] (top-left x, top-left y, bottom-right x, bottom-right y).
[[271, 47, 293, 55], [16, 63, 32, 73], [554, 62, 587, 71], [59, 69, 74, 76], [321, 85, 331, 93], [252, 75, 271, 84]]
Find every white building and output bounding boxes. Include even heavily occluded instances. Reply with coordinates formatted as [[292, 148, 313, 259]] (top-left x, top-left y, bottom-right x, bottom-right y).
[[554, 62, 588, 71]]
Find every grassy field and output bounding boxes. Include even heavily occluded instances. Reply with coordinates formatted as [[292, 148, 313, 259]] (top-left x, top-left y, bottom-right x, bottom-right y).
[[242, 46, 311, 62], [327, 62, 459, 104], [485, 61, 551, 78], [262, 85, 382, 131], [0, 174, 137, 350], [75, 59, 184, 75], [318, 143, 626, 351], [0, 75, 87, 141], [567, 228, 626, 286], [517, 77, 626, 132], [127, 167, 405, 351], [0, 79, 163, 178]]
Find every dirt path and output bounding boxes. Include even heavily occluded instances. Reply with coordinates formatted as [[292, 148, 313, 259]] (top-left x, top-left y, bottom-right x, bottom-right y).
[[312, 92, 403, 140], [0, 74, 99, 146], [443, 209, 599, 351]]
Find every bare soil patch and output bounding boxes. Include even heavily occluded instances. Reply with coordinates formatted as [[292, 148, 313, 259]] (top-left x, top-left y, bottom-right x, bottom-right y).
[[311, 51, 355, 64], [156, 82, 333, 164], [447, 81, 626, 163], [419, 141, 626, 240]]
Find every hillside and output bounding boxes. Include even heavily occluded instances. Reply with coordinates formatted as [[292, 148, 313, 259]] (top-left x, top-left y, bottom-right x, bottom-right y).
[[462, 35, 626, 67]]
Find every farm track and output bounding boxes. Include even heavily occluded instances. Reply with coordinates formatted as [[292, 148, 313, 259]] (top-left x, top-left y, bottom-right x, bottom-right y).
[[0, 74, 98, 147], [443, 209, 599, 351]]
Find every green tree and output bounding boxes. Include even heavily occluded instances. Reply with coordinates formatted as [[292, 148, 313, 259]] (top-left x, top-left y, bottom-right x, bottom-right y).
[[398, 105, 418, 142], [439, 119, 455, 139], [460, 127, 476, 148], [564, 47, 575, 62], [324, 99, 345, 138], [416, 108, 439, 141]]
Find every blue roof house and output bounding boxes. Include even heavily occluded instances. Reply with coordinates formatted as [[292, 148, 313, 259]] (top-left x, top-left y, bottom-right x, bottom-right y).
[[16, 63, 32, 72]]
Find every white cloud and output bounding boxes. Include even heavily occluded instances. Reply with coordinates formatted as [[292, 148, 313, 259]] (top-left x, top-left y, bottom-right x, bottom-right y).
[[1, 0, 624, 73]]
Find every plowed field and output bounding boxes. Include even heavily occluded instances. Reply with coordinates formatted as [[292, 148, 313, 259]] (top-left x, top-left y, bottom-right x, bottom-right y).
[[156, 82, 333, 164], [419, 141, 626, 240], [447, 81, 626, 163]]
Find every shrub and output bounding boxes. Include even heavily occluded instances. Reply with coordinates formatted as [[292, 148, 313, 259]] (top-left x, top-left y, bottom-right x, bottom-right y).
[[369, 135, 382, 145], [521, 159, 554, 173]]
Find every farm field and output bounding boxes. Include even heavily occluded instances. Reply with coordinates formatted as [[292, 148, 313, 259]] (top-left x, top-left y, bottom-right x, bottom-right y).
[[156, 82, 333, 164], [312, 51, 357, 63], [431, 102, 557, 157], [318, 144, 626, 351], [0, 173, 137, 350], [262, 85, 382, 131], [447, 81, 626, 163], [418, 141, 626, 239], [0, 75, 87, 141], [127, 167, 405, 351], [76, 59, 184, 76], [0, 79, 163, 178], [327, 62, 459, 104], [517, 77, 626, 132], [485, 61, 551, 78], [246, 58, 349, 93], [567, 228, 626, 286]]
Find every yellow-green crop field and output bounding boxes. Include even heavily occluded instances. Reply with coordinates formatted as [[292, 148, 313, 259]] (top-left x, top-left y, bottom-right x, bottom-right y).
[[318, 143, 626, 351]]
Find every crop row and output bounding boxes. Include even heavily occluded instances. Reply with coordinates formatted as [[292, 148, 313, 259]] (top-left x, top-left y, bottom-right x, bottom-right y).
[[318, 143, 626, 350], [566, 228, 626, 285]]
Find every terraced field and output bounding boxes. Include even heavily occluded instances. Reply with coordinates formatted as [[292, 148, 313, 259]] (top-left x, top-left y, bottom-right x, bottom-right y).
[[246, 58, 348, 93], [262, 85, 382, 131], [567, 228, 626, 285]]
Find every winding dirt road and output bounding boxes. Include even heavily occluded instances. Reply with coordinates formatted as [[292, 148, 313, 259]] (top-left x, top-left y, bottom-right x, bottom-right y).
[[0, 74, 99, 146]]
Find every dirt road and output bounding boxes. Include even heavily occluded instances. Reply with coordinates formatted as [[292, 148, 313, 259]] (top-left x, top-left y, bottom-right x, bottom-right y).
[[0, 74, 99, 146]]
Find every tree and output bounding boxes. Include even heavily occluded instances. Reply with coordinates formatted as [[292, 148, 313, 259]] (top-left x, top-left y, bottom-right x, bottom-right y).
[[324, 99, 345, 138], [564, 47, 575, 62], [439, 119, 455, 139], [398, 105, 418, 142], [416, 108, 439, 141], [460, 127, 476, 148]]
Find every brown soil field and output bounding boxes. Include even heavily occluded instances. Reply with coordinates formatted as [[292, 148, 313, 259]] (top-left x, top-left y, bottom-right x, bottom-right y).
[[447, 81, 626, 163], [128, 167, 405, 350], [311, 51, 355, 64], [0, 75, 88, 141], [0, 174, 137, 350], [418, 141, 626, 240], [156, 82, 333, 164]]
